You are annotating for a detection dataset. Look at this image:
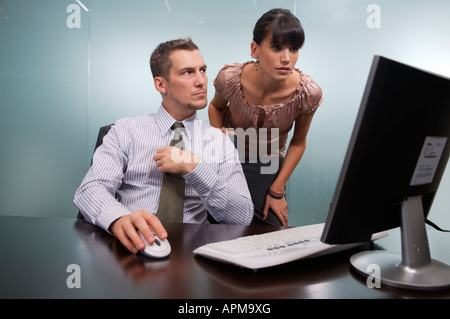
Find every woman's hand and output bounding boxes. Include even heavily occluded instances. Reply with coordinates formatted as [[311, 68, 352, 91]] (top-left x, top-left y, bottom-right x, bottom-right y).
[[263, 195, 289, 226]]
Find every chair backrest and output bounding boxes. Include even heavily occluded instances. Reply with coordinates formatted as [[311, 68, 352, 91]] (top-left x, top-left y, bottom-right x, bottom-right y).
[[95, 125, 112, 150], [91, 124, 112, 163]]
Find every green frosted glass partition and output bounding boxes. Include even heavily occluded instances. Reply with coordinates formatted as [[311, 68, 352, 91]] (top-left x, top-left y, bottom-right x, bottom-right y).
[[1, 0, 449, 227]]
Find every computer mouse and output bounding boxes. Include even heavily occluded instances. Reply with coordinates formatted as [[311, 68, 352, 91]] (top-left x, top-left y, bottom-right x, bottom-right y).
[[137, 231, 171, 258]]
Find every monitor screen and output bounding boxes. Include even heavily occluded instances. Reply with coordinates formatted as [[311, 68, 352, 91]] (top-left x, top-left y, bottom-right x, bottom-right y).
[[320, 55, 450, 290], [321, 55, 450, 244]]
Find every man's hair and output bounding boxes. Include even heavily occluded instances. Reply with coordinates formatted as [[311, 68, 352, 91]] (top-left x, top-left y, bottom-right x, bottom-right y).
[[150, 38, 199, 80]]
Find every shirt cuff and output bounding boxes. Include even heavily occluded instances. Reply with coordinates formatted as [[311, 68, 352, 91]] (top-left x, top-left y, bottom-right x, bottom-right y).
[[183, 161, 217, 196], [96, 206, 132, 235]]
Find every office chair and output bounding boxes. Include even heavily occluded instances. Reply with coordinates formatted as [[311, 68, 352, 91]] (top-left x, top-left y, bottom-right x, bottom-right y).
[[93, 125, 113, 159], [76, 124, 219, 224]]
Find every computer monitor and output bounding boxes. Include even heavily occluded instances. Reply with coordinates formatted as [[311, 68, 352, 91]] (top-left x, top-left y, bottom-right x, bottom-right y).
[[320, 55, 450, 290]]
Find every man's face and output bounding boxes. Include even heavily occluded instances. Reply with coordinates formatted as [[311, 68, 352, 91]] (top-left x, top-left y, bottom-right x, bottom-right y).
[[158, 49, 208, 119]]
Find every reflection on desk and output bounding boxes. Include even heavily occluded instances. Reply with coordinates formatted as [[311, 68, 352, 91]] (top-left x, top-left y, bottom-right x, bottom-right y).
[[0, 216, 449, 299]]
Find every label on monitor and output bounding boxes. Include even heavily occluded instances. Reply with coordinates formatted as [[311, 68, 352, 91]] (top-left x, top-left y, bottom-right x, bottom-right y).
[[410, 136, 447, 186]]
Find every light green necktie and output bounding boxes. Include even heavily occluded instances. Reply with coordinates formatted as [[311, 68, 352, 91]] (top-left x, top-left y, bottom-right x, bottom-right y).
[[156, 122, 185, 223]]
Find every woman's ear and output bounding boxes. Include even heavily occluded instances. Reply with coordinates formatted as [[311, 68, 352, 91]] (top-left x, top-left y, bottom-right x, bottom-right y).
[[154, 76, 168, 94], [251, 41, 259, 59]]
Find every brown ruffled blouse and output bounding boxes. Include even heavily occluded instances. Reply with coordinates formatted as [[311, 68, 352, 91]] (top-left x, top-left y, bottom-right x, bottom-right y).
[[213, 61, 324, 158]]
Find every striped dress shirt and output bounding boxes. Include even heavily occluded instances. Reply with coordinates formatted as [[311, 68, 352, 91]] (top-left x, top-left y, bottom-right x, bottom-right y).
[[74, 105, 254, 232]]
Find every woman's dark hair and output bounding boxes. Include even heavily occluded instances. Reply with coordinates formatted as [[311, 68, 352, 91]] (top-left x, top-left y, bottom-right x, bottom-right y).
[[253, 8, 305, 50]]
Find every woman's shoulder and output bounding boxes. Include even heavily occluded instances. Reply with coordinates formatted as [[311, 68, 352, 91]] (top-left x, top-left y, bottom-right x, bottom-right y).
[[214, 62, 252, 100], [296, 70, 320, 90], [216, 62, 246, 82], [293, 70, 324, 113], [218, 62, 244, 72]]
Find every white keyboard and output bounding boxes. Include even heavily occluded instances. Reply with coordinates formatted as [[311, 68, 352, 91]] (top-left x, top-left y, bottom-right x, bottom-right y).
[[193, 223, 388, 270]]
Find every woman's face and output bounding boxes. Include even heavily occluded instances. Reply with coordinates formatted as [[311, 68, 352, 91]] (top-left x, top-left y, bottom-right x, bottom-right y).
[[251, 32, 299, 81]]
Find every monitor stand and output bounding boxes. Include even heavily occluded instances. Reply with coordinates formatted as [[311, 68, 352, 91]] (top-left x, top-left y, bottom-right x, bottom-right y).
[[350, 195, 450, 291]]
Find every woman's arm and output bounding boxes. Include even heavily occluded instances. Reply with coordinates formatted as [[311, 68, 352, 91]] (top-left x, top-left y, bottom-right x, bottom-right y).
[[263, 111, 316, 225], [208, 91, 229, 129]]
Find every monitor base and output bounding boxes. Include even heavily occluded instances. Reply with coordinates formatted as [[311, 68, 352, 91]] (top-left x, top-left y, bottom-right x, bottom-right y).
[[351, 250, 450, 291], [351, 196, 450, 291]]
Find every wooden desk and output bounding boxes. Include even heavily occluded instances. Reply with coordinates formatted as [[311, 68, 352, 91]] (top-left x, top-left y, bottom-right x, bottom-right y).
[[1, 216, 449, 300]]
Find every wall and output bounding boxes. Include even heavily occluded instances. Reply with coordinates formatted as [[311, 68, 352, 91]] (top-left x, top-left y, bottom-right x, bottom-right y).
[[1, 0, 449, 228]]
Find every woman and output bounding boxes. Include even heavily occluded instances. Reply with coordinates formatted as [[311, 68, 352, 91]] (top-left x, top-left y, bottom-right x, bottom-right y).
[[208, 9, 323, 226]]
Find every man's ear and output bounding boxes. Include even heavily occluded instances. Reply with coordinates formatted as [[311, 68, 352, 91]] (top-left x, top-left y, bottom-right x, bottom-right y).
[[154, 76, 168, 94]]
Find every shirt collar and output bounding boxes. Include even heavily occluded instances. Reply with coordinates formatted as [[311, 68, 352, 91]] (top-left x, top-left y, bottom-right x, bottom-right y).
[[155, 104, 197, 139]]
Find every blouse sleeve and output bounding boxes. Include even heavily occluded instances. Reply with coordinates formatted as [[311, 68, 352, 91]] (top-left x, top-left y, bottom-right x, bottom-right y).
[[213, 63, 241, 101], [299, 74, 324, 114]]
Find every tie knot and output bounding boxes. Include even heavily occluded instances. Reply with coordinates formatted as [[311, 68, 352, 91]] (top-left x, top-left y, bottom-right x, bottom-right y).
[[171, 122, 184, 131], [169, 122, 185, 149]]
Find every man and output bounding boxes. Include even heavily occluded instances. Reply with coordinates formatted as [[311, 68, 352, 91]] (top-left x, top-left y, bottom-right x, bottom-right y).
[[74, 38, 253, 254]]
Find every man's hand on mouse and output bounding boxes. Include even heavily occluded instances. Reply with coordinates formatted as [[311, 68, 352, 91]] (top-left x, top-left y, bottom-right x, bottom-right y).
[[110, 210, 168, 254]]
